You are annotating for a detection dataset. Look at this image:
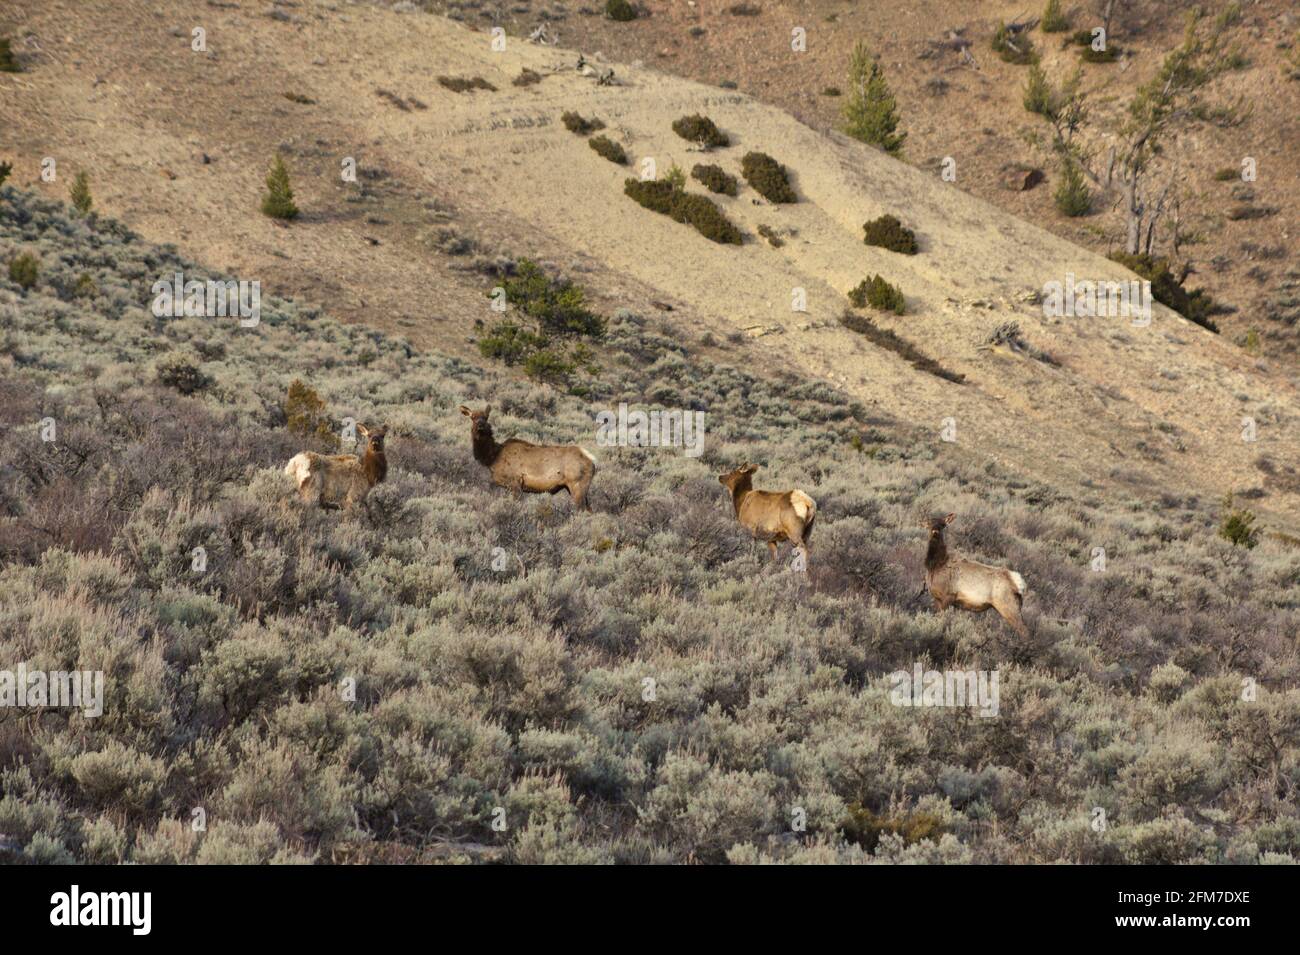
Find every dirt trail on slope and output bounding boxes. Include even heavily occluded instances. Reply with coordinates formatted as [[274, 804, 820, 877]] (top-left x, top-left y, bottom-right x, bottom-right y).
[[1, 1, 1296, 529]]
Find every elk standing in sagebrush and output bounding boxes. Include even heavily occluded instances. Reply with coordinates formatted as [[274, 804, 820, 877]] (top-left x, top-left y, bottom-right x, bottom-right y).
[[284, 424, 388, 509], [718, 463, 817, 564], [923, 513, 1028, 636], [460, 405, 596, 510]]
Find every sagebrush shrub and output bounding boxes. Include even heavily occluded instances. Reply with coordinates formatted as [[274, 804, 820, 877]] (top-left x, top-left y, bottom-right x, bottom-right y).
[[155, 353, 212, 395]]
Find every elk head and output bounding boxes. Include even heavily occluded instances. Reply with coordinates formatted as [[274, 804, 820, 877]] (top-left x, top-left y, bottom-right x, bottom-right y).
[[459, 404, 493, 439], [925, 512, 956, 538], [358, 423, 387, 454], [718, 462, 758, 493]]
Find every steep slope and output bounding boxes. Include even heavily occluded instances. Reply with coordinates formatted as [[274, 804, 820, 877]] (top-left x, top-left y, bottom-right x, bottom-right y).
[[1, 0, 1296, 529], [2, 190, 1298, 865]]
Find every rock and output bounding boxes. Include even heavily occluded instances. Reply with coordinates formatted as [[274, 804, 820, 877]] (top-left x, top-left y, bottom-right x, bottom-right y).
[[1000, 165, 1044, 191]]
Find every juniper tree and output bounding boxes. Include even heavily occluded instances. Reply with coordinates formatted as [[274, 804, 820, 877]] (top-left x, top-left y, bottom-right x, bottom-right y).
[[841, 42, 906, 156], [261, 154, 299, 220], [0, 38, 21, 73]]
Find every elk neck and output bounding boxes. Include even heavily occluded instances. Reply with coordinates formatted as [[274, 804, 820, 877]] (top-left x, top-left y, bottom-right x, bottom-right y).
[[728, 477, 753, 516], [471, 423, 502, 466], [363, 441, 387, 485], [925, 532, 949, 572]]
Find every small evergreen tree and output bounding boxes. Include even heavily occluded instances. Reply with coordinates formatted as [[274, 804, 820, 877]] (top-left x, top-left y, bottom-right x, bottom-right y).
[[69, 171, 92, 216], [1218, 495, 1259, 549], [1023, 64, 1053, 116], [1041, 0, 1070, 33], [841, 42, 906, 156], [1054, 158, 1091, 216], [0, 160, 12, 188], [261, 155, 299, 220]]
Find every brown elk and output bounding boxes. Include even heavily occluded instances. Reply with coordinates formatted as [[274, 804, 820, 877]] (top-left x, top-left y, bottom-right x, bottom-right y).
[[923, 513, 1028, 636], [718, 463, 817, 563], [460, 405, 596, 510], [284, 424, 388, 509]]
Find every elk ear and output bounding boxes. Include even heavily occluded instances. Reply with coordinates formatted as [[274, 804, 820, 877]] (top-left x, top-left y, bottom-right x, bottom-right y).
[[357, 424, 370, 437], [484, 405, 492, 419], [944, 513, 956, 525], [459, 405, 472, 417]]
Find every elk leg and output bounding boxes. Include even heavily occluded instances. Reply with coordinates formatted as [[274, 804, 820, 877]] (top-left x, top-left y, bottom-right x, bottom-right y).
[[999, 605, 1029, 637], [571, 480, 591, 512], [767, 540, 779, 561]]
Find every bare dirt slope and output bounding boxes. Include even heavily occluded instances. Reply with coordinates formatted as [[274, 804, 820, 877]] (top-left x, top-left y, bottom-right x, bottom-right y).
[[428, 0, 1300, 356], [1, 0, 1297, 529]]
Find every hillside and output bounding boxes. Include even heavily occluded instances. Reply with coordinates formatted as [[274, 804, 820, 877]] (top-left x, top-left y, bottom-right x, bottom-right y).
[[1, 190, 1298, 863], [0, 0, 1297, 532], [425, 0, 1300, 356], [0, 1, 1298, 866]]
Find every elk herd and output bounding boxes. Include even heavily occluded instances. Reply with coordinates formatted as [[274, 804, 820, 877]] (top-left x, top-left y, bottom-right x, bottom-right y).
[[283, 406, 1031, 635]]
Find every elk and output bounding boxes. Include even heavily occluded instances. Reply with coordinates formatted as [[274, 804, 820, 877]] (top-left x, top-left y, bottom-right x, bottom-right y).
[[923, 513, 1028, 636], [460, 405, 596, 510], [284, 424, 388, 510], [718, 462, 817, 564]]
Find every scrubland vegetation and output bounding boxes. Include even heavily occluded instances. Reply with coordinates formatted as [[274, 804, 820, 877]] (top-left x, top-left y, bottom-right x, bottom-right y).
[[672, 114, 730, 149], [624, 178, 743, 245], [741, 152, 797, 204], [849, 275, 906, 315], [690, 164, 739, 196], [862, 215, 918, 255], [589, 135, 628, 165], [1, 191, 1298, 864]]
